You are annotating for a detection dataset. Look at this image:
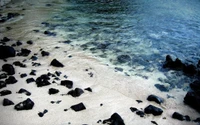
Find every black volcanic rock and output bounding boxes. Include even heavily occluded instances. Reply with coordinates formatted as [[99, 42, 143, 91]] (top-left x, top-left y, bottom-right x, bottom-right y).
[[136, 110, 145, 117], [26, 78, 35, 83], [36, 74, 51, 87], [41, 51, 50, 56], [0, 46, 16, 59], [60, 80, 73, 89], [67, 88, 84, 97], [1, 37, 10, 42], [183, 64, 197, 75], [17, 88, 31, 96], [130, 107, 138, 112], [154, 84, 169, 92], [5, 76, 17, 84], [103, 113, 125, 125], [3, 98, 14, 106], [190, 80, 200, 91], [2, 64, 15, 75], [13, 61, 26, 68], [50, 59, 64, 67], [84, 87, 92, 92], [0, 81, 6, 89], [27, 40, 33, 45], [0, 73, 7, 79], [20, 73, 27, 78], [48, 88, 59, 95], [184, 90, 200, 112], [14, 98, 34, 110], [147, 94, 164, 104], [17, 48, 31, 57], [163, 55, 185, 70], [70, 102, 86, 112], [172, 112, 190, 121], [144, 105, 163, 116], [16, 41, 22, 46], [44, 30, 56, 36], [0, 90, 12, 96]]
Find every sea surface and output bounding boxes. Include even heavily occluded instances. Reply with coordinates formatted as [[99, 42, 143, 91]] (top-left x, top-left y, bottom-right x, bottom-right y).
[[3, 0, 200, 91]]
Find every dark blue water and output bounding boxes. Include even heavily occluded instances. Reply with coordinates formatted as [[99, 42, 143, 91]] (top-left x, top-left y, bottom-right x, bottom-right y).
[[44, 0, 200, 90]]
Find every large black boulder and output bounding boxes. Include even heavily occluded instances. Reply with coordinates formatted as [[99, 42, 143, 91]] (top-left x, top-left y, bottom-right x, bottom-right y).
[[190, 80, 200, 91], [0, 46, 16, 59], [70, 102, 86, 112], [184, 90, 200, 112], [163, 55, 185, 71], [50, 59, 64, 67], [67, 88, 84, 97], [2, 64, 15, 75], [103, 113, 125, 125], [14, 98, 34, 110], [144, 105, 163, 116], [3, 98, 14, 106]]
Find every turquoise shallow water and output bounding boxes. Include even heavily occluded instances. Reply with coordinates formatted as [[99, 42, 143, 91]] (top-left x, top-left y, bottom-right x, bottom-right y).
[[24, 0, 200, 90]]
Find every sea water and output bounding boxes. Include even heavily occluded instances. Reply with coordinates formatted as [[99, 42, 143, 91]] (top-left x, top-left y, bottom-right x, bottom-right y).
[[2, 0, 200, 91], [41, 0, 200, 91]]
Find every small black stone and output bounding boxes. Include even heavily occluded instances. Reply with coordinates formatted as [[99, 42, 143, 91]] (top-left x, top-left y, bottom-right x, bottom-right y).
[[194, 117, 200, 123], [55, 71, 61, 76], [172, 112, 185, 121], [26, 78, 35, 83], [30, 56, 38, 61], [136, 110, 145, 117], [84, 87, 92, 92], [144, 105, 163, 116], [0, 81, 6, 89], [67, 88, 84, 97], [14, 98, 34, 111], [50, 59, 64, 67], [17, 88, 31, 96], [151, 121, 158, 125], [3, 98, 14, 106], [1, 37, 10, 42], [5, 76, 17, 84], [17, 48, 31, 57], [20, 73, 27, 78], [147, 94, 164, 104], [13, 61, 26, 67], [154, 84, 169, 92], [130, 107, 138, 112], [0, 90, 12, 96], [70, 102, 86, 112], [38, 112, 44, 117], [2, 64, 15, 75], [30, 70, 36, 75], [41, 51, 50, 56], [49, 88, 59, 95], [16, 41, 22, 46], [44, 31, 56, 36], [60, 80, 73, 89], [36, 74, 51, 87], [27, 40, 33, 45], [0, 73, 7, 79], [103, 113, 125, 125], [136, 100, 143, 103]]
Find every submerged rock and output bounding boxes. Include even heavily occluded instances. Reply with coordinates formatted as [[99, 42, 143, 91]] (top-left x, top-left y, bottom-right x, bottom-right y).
[[154, 84, 169, 92], [147, 94, 164, 104], [103, 113, 125, 125], [117, 55, 131, 63], [144, 105, 163, 116], [67, 88, 84, 97], [14, 98, 34, 111], [3, 98, 14, 106], [70, 102, 86, 112], [44, 30, 56, 36], [50, 59, 64, 67], [2, 64, 15, 75], [0, 46, 16, 59], [60, 80, 73, 89]]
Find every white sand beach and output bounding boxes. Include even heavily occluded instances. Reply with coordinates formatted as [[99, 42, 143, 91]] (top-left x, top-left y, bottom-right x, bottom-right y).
[[0, 0, 199, 125]]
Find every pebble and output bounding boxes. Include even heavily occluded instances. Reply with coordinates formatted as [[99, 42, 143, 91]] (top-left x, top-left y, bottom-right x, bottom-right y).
[[0, 90, 12, 96], [50, 59, 64, 67], [3, 98, 14, 106], [14, 98, 34, 111], [70, 102, 86, 112], [60, 80, 73, 89], [2, 64, 15, 75], [144, 105, 163, 116], [103, 113, 125, 125]]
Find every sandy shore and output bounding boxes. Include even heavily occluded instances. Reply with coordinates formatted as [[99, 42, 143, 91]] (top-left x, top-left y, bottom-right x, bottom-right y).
[[0, 0, 199, 125]]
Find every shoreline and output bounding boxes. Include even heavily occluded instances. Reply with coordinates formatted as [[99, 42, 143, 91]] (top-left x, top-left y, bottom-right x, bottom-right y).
[[0, 0, 199, 125]]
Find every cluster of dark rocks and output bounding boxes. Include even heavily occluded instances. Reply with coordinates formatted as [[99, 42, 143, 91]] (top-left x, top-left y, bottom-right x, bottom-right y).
[[163, 55, 200, 123], [0, 13, 20, 23]]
